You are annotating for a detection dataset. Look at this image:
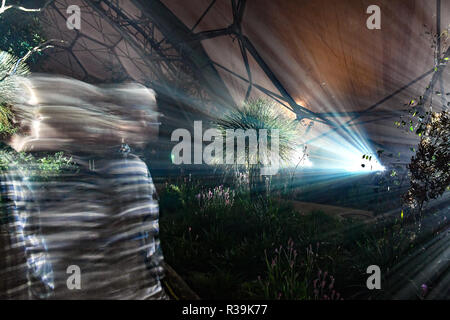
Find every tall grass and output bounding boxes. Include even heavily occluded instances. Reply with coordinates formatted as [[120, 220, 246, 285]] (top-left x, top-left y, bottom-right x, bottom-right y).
[[159, 177, 440, 299]]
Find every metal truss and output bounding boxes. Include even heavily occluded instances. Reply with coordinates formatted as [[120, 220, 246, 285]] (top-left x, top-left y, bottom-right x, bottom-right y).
[[38, 0, 235, 120], [162, 0, 447, 135], [38, 0, 446, 136]]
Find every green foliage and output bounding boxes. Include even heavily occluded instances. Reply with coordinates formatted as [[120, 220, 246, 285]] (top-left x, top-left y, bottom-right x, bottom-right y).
[[196, 185, 235, 210], [0, 51, 30, 109], [0, 149, 77, 180], [159, 177, 432, 300], [403, 111, 450, 214], [160, 181, 305, 298], [35, 152, 77, 176], [0, 148, 77, 225], [258, 239, 310, 300], [159, 184, 184, 212], [354, 224, 412, 269], [0, 50, 30, 78], [0, 103, 18, 137], [0, 3, 40, 138], [0, 1, 47, 66], [159, 179, 204, 213]]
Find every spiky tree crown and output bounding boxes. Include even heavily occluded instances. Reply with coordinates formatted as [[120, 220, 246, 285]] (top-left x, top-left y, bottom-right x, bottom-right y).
[[0, 50, 30, 138], [216, 98, 300, 167]]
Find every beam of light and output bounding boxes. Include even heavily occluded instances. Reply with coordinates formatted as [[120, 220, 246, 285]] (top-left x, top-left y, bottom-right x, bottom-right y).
[[289, 147, 313, 168], [343, 153, 385, 173], [298, 121, 386, 175], [20, 78, 39, 105], [32, 120, 40, 138]]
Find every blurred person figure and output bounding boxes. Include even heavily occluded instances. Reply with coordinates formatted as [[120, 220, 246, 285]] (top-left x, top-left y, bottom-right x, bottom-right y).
[[0, 74, 166, 299]]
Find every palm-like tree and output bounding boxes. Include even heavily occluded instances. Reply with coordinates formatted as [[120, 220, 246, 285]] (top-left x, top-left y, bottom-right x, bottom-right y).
[[0, 51, 29, 138], [216, 98, 300, 197]]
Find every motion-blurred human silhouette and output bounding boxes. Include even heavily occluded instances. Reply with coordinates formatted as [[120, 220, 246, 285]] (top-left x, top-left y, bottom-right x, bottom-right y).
[[0, 74, 166, 299]]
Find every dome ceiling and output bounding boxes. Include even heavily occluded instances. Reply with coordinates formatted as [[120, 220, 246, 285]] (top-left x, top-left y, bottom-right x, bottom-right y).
[[35, 0, 450, 161]]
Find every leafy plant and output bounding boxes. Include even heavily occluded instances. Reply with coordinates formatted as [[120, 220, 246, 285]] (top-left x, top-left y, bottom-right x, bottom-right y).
[[258, 238, 309, 300], [0, 50, 30, 107], [312, 269, 343, 300], [0, 149, 77, 180], [0, 102, 18, 137], [158, 176, 437, 300], [0, 0, 48, 67], [216, 98, 300, 197], [355, 224, 412, 270], [196, 185, 235, 210], [403, 111, 450, 216]]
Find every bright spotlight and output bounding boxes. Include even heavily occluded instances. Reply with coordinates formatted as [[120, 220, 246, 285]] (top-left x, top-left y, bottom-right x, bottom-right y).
[[303, 128, 386, 174], [345, 154, 385, 173]]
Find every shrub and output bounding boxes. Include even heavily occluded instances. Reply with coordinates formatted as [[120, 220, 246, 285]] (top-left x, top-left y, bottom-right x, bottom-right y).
[[0, 1, 47, 66], [403, 111, 450, 216], [258, 238, 308, 300], [0, 149, 77, 180], [0, 50, 30, 107], [312, 269, 343, 300], [196, 185, 235, 210], [0, 103, 18, 138]]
